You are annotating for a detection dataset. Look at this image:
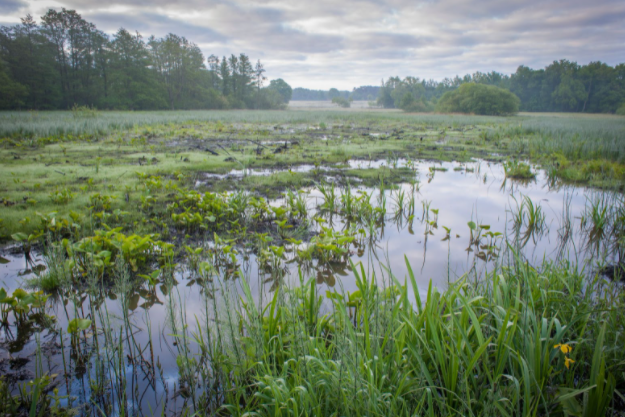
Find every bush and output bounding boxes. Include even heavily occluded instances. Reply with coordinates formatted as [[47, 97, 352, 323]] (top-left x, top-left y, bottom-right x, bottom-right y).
[[616, 103, 625, 116], [331, 96, 351, 108], [436, 83, 520, 116]]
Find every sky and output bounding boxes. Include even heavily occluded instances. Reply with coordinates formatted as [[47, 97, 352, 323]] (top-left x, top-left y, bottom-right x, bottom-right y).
[[1, 0, 624, 90]]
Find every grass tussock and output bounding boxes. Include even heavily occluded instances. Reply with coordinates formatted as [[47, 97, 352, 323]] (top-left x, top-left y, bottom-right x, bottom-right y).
[[504, 160, 536, 180]]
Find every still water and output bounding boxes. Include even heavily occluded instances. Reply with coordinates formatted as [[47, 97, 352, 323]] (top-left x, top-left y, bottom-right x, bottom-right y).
[[0, 159, 617, 415]]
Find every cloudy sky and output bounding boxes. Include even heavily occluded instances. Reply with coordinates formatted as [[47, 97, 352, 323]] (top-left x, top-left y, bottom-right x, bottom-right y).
[[2, 0, 624, 89]]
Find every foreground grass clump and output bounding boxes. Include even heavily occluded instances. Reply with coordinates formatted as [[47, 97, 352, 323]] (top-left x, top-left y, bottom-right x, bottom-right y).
[[185, 258, 625, 416]]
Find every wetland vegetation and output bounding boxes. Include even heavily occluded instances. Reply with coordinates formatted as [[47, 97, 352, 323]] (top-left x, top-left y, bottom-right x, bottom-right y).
[[1, 109, 625, 416]]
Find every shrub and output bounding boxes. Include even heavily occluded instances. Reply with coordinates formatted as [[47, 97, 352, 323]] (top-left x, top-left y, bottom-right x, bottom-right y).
[[331, 96, 351, 108], [436, 83, 520, 116]]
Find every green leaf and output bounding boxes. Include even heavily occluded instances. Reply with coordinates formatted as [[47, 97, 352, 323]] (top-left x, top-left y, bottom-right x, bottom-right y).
[[67, 318, 92, 334], [11, 232, 28, 242], [13, 288, 29, 300], [0, 256, 9, 264]]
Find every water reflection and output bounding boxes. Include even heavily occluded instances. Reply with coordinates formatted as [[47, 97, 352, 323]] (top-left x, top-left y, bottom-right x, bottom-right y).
[[1, 159, 622, 415]]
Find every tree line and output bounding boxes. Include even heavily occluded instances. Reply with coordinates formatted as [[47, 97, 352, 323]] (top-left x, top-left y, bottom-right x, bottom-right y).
[[292, 86, 380, 101], [378, 60, 625, 114], [0, 9, 293, 110]]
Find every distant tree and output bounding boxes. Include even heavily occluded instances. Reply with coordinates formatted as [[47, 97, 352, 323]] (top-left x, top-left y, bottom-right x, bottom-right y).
[[328, 88, 340, 99], [228, 54, 239, 98], [268, 79, 292, 103], [108, 29, 166, 109], [254, 60, 266, 91], [377, 76, 428, 110], [148, 33, 207, 109], [436, 83, 520, 116], [206, 54, 220, 90], [219, 56, 230, 96], [236, 53, 254, 103], [551, 75, 586, 111], [350, 85, 380, 100], [377, 78, 395, 108], [41, 8, 106, 107], [331, 96, 350, 108], [0, 14, 62, 109], [0, 58, 28, 109], [256, 87, 286, 109]]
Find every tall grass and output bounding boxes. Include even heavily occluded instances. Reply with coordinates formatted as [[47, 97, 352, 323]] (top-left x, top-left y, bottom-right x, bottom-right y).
[[170, 253, 625, 416], [0, 110, 513, 138]]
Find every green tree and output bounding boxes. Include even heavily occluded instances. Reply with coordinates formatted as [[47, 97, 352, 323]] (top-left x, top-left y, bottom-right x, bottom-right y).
[[436, 83, 520, 116], [236, 53, 254, 105], [331, 96, 350, 108], [108, 29, 166, 109], [377, 78, 396, 108], [552, 75, 586, 111], [148, 33, 208, 109], [0, 58, 28, 109], [219, 56, 230, 97], [268, 79, 292, 103], [0, 14, 61, 109]]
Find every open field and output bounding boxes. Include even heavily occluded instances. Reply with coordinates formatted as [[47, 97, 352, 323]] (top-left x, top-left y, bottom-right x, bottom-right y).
[[1, 110, 625, 416]]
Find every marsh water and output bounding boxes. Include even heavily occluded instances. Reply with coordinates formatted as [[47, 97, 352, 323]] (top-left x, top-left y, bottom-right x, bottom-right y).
[[0, 158, 618, 415]]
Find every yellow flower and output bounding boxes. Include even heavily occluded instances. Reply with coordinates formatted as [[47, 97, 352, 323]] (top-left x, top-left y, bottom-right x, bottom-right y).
[[565, 357, 575, 369], [554, 343, 573, 354]]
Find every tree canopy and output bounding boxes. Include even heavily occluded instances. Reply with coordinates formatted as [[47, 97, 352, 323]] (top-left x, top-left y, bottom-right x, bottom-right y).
[[0, 9, 289, 110], [436, 83, 520, 116], [268, 79, 293, 103]]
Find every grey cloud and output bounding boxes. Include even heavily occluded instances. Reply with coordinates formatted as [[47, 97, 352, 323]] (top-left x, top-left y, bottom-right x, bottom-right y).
[[347, 33, 425, 50], [51, 0, 223, 9], [87, 11, 229, 43], [0, 0, 27, 14], [245, 23, 344, 54], [6, 0, 624, 89]]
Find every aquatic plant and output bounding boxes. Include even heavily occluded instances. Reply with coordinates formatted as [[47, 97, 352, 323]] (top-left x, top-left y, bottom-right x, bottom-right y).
[[317, 181, 338, 212], [503, 159, 536, 180], [172, 255, 625, 417], [509, 195, 546, 246]]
